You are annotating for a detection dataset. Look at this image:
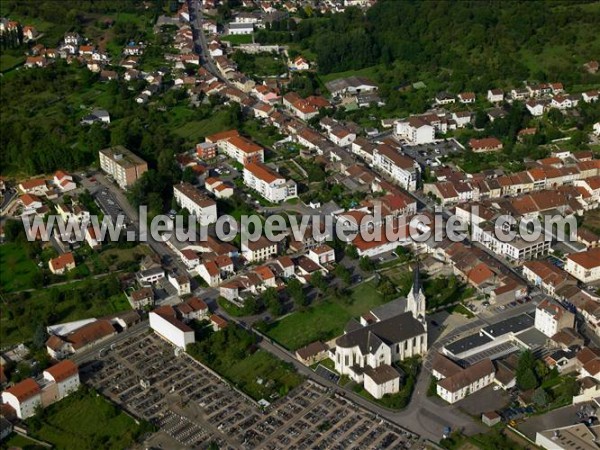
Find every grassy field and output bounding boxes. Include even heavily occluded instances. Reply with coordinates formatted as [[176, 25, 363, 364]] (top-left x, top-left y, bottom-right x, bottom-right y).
[[225, 349, 303, 400], [172, 108, 232, 144], [221, 34, 254, 45], [188, 326, 303, 401], [83, 244, 151, 273], [0, 433, 46, 449], [0, 243, 41, 293], [29, 388, 151, 450], [1, 277, 130, 345], [319, 64, 383, 84], [0, 54, 25, 72], [261, 281, 386, 350]]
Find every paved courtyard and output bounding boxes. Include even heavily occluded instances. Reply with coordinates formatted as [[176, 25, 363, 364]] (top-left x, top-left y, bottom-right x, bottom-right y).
[[82, 331, 420, 449]]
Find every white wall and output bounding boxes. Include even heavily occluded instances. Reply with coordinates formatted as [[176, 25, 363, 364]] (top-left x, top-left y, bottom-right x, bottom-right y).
[[149, 312, 195, 349]]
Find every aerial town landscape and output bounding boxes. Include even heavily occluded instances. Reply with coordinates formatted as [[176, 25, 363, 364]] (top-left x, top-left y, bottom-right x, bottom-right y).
[[0, 0, 600, 449]]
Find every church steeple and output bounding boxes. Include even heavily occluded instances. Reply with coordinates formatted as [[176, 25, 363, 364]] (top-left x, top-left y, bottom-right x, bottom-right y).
[[407, 263, 426, 323]]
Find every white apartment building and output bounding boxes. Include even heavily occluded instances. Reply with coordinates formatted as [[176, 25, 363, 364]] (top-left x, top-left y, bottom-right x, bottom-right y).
[[472, 223, 550, 261], [1, 361, 80, 419], [395, 117, 435, 144], [534, 299, 575, 338], [372, 144, 419, 191], [99, 146, 148, 189], [565, 248, 600, 283], [173, 182, 217, 225], [243, 162, 297, 203]]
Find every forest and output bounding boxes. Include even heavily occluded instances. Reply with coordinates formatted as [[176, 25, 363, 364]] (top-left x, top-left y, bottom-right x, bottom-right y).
[[257, 0, 600, 86]]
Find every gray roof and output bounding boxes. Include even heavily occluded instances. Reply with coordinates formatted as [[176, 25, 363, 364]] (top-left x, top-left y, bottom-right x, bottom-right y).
[[482, 313, 534, 339], [514, 328, 548, 349], [337, 312, 425, 354], [445, 333, 492, 356], [363, 364, 402, 384], [370, 299, 407, 322], [325, 76, 377, 94]]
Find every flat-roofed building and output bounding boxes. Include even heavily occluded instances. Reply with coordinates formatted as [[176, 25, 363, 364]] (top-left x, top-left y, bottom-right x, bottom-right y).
[[99, 146, 148, 189]]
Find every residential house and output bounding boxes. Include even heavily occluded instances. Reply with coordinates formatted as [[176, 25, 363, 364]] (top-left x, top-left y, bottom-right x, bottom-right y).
[[49, 253, 76, 275], [241, 236, 278, 262], [395, 117, 435, 144], [458, 92, 476, 104], [128, 287, 154, 309], [565, 248, 600, 283], [487, 89, 504, 103], [469, 137, 503, 153]]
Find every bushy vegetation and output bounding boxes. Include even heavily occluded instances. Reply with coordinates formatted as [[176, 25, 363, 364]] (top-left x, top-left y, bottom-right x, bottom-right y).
[[258, 0, 600, 84]]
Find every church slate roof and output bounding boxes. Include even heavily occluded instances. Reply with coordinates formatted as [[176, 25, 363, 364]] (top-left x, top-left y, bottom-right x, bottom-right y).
[[336, 312, 425, 354]]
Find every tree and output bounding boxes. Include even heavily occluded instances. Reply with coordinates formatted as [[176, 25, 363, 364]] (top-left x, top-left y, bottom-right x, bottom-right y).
[[359, 256, 375, 272], [547, 108, 564, 126], [263, 287, 282, 317], [310, 270, 327, 295], [287, 278, 307, 307], [532, 387, 549, 407], [32, 324, 47, 350], [334, 264, 352, 286], [345, 244, 359, 259], [516, 350, 539, 390]]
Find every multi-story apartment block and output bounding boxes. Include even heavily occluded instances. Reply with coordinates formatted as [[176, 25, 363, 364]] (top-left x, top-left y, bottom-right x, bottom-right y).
[[99, 146, 148, 189], [372, 144, 419, 191], [243, 162, 297, 203], [173, 182, 217, 225]]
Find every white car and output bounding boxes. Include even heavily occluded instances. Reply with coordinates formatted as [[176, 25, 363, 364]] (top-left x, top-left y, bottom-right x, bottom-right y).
[[493, 385, 501, 391]]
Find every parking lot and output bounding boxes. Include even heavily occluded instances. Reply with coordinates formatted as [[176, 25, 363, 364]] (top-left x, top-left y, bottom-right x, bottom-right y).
[[82, 332, 420, 449], [94, 188, 130, 227], [401, 139, 463, 168]]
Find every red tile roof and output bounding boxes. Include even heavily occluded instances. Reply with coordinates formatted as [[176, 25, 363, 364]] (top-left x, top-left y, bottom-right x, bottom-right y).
[[49, 252, 75, 272], [5, 378, 40, 402], [44, 360, 78, 383]]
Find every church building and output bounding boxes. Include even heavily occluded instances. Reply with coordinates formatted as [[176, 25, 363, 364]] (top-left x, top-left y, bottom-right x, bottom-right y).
[[333, 267, 428, 398]]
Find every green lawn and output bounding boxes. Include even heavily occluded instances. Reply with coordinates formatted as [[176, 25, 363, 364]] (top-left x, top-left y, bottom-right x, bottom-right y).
[[0, 433, 46, 449], [188, 325, 303, 401], [0, 243, 41, 293], [29, 388, 152, 450], [172, 109, 233, 144], [0, 54, 24, 72], [261, 281, 386, 350], [225, 350, 303, 400], [319, 64, 383, 84], [221, 34, 254, 45]]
